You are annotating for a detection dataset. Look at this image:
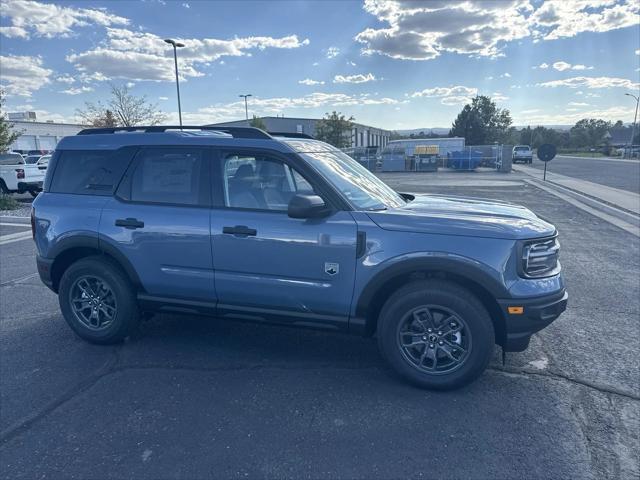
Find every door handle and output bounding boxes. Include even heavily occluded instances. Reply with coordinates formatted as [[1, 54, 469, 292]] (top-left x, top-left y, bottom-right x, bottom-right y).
[[115, 218, 145, 229], [222, 225, 257, 236]]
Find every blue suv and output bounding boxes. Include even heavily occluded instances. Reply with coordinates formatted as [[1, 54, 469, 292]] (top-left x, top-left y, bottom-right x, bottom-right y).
[[32, 126, 567, 390]]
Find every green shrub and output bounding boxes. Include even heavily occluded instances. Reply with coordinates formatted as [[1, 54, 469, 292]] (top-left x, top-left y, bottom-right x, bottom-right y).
[[0, 194, 21, 210]]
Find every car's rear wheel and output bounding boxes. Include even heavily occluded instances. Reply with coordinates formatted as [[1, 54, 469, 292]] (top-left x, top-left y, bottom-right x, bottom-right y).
[[0, 180, 9, 194], [58, 256, 139, 344], [377, 280, 495, 390], [29, 189, 39, 198]]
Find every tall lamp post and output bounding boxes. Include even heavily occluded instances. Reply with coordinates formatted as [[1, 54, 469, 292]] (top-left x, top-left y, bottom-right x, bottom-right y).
[[625, 93, 639, 158], [239, 94, 252, 122], [164, 38, 185, 126]]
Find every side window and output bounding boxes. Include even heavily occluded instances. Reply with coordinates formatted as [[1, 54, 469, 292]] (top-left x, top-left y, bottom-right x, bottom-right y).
[[49, 150, 132, 195], [221, 154, 316, 211], [129, 148, 207, 206]]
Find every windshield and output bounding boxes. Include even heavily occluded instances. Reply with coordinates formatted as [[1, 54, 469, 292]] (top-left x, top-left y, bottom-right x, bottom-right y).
[[300, 149, 406, 211], [514, 146, 530, 151], [25, 156, 40, 164]]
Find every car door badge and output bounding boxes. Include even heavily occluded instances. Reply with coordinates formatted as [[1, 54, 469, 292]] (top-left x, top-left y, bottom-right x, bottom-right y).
[[324, 262, 339, 275]]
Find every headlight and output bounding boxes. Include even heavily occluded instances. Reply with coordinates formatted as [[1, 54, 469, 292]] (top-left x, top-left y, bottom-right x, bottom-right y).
[[519, 236, 560, 278]]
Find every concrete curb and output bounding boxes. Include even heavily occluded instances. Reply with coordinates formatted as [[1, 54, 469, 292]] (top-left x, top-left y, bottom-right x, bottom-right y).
[[524, 178, 639, 237]]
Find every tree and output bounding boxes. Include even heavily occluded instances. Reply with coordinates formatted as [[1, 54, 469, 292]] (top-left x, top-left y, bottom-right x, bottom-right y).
[[449, 96, 513, 145], [314, 111, 354, 148], [569, 118, 611, 149], [0, 90, 21, 152], [77, 84, 165, 127], [249, 115, 267, 130]]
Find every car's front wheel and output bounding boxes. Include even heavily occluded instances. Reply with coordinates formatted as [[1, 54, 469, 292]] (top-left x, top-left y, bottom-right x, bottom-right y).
[[377, 280, 495, 390], [58, 256, 139, 344]]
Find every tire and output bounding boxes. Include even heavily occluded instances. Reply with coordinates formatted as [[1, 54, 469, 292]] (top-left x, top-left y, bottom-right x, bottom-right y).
[[29, 190, 39, 198], [0, 180, 9, 194], [58, 256, 139, 344], [377, 280, 495, 390]]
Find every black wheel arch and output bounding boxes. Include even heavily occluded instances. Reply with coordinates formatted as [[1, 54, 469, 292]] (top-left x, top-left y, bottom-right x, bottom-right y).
[[48, 235, 143, 293], [352, 256, 509, 346]]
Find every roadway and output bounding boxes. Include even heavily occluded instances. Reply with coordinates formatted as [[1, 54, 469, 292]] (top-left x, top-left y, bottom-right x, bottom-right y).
[[527, 155, 640, 193]]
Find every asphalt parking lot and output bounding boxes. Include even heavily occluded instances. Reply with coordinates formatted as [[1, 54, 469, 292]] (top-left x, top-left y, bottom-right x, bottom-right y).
[[1, 175, 639, 479]]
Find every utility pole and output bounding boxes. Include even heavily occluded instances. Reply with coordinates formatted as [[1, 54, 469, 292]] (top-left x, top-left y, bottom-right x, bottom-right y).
[[625, 93, 639, 158], [164, 39, 185, 126], [239, 94, 252, 122]]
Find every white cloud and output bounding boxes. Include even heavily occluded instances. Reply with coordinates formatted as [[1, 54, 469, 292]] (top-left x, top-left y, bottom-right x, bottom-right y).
[[636, 49, 640, 55], [67, 28, 310, 82], [517, 105, 636, 125], [299, 78, 325, 85], [552, 61, 594, 71], [492, 92, 509, 102], [0, 0, 129, 39], [61, 86, 94, 95], [326, 47, 340, 58], [182, 2, 190, 8], [531, 0, 639, 41], [537, 76, 639, 89], [501, 72, 511, 78], [126, 82, 135, 88], [568, 101, 590, 106], [355, 0, 639, 61], [356, 0, 532, 60], [333, 73, 377, 84], [159, 96, 169, 101], [0, 54, 52, 96], [176, 92, 403, 123], [55, 75, 75, 84], [0, 26, 28, 38], [411, 85, 477, 105], [534, 62, 550, 69]]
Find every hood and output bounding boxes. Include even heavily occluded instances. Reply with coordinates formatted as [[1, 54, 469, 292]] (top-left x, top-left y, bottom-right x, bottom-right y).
[[367, 194, 556, 240]]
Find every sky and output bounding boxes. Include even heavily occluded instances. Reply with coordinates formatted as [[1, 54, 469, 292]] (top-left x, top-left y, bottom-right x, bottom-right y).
[[0, 0, 639, 130]]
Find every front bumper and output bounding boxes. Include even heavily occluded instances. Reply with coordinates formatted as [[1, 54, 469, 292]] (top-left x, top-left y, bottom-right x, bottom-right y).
[[498, 289, 568, 351], [17, 181, 43, 192], [36, 255, 55, 291]]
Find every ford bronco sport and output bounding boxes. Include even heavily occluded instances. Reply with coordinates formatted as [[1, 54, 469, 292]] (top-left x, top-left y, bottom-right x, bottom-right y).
[[32, 126, 567, 390]]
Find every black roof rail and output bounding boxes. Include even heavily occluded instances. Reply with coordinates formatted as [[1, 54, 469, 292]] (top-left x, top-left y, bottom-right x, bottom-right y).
[[77, 125, 273, 139], [268, 131, 315, 139]]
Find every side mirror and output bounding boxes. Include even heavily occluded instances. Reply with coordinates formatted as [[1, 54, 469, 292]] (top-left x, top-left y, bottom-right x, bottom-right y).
[[288, 194, 330, 219]]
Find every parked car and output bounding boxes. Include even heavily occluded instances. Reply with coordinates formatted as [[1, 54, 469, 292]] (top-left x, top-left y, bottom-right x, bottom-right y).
[[36, 154, 51, 172], [0, 152, 45, 197], [24, 154, 42, 164], [32, 126, 567, 390], [512, 145, 533, 163]]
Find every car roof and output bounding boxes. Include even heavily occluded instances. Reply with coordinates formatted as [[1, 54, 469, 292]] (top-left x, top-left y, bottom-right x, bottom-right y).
[[55, 126, 340, 155]]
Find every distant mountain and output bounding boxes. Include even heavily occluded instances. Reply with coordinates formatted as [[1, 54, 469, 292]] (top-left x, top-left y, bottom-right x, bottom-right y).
[[395, 125, 577, 134], [394, 127, 450, 136]]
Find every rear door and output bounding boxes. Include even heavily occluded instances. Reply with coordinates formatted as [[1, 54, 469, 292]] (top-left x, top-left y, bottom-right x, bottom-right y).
[[100, 146, 215, 302], [209, 149, 358, 328]]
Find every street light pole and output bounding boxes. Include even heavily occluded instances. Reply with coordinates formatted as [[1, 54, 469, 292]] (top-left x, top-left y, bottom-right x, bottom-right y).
[[625, 93, 639, 157], [164, 38, 185, 127], [239, 94, 252, 122]]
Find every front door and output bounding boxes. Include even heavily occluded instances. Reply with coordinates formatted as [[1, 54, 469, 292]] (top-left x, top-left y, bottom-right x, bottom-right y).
[[100, 146, 214, 302], [210, 150, 358, 329]]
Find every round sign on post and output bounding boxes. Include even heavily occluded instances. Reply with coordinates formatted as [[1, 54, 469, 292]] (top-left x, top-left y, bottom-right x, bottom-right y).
[[536, 143, 557, 180]]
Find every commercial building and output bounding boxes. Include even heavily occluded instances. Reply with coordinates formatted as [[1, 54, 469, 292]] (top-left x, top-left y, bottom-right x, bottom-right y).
[[7, 115, 84, 153], [209, 116, 392, 149]]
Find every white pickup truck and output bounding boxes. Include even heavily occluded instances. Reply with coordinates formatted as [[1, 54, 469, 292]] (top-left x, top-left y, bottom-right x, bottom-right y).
[[0, 152, 46, 197]]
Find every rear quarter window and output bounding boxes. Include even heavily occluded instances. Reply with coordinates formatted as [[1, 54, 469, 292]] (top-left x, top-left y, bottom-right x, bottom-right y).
[[49, 149, 133, 195]]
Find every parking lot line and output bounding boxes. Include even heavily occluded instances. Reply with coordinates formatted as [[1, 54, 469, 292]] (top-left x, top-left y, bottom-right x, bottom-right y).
[[0, 231, 33, 245], [0, 222, 32, 227]]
